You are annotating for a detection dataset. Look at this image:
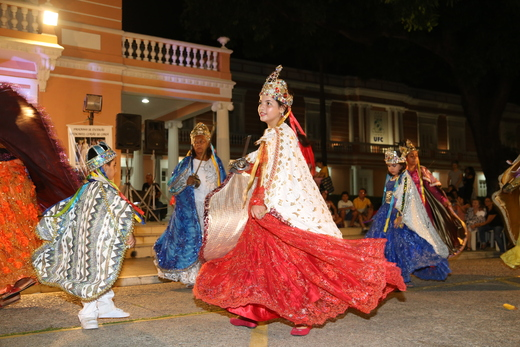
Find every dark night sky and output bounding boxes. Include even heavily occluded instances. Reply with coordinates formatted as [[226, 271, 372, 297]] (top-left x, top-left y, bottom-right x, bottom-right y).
[[121, 1, 461, 96], [122, 2, 212, 46], [122, 2, 505, 99]]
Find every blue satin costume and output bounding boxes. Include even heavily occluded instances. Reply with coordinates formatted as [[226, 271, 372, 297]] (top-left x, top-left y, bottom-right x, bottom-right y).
[[154, 151, 226, 283], [366, 176, 451, 283]]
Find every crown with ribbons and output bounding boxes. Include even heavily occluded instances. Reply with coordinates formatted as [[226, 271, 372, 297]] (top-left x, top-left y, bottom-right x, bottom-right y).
[[259, 65, 293, 107], [399, 139, 417, 157]]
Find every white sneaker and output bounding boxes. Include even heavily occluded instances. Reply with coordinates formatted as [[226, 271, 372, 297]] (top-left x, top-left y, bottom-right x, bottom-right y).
[[98, 308, 130, 319], [80, 318, 99, 330]]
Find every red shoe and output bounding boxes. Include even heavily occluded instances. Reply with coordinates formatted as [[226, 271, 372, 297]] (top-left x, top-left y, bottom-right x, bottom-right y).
[[2, 278, 37, 300], [291, 326, 311, 336], [230, 317, 257, 328], [0, 293, 21, 309]]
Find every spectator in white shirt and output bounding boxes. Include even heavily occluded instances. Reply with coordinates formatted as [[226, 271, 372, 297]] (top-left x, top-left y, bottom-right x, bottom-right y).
[[337, 191, 354, 226]]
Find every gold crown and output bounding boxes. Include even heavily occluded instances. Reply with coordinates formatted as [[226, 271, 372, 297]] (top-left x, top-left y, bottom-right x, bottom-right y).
[[259, 65, 293, 107], [384, 148, 406, 164], [399, 139, 417, 157], [190, 122, 211, 142]]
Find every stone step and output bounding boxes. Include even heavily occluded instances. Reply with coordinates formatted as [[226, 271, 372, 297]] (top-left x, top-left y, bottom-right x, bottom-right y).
[[126, 243, 155, 258], [131, 226, 367, 256], [134, 221, 168, 235], [130, 221, 165, 259], [340, 227, 365, 240], [340, 226, 364, 237], [134, 233, 162, 245]]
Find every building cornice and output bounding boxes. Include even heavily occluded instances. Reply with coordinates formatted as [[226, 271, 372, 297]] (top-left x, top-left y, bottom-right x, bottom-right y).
[[0, 35, 63, 92], [54, 57, 235, 98]]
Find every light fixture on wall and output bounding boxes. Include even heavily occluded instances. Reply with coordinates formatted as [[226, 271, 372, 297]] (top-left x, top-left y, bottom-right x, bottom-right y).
[[43, 10, 58, 26], [42, 1, 59, 26], [83, 94, 103, 125]]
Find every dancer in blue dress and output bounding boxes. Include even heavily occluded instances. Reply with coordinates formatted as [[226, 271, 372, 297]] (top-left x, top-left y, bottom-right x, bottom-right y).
[[366, 149, 451, 285], [154, 123, 226, 286]]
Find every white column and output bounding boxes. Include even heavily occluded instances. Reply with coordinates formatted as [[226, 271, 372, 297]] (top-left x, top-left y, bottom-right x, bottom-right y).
[[165, 120, 183, 177], [132, 150, 143, 190], [212, 101, 234, 166]]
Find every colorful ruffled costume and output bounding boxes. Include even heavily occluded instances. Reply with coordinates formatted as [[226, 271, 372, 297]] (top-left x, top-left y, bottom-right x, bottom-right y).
[[154, 131, 226, 285], [194, 106, 405, 326], [366, 169, 451, 283], [400, 140, 467, 256], [0, 84, 79, 304], [0, 153, 41, 297]]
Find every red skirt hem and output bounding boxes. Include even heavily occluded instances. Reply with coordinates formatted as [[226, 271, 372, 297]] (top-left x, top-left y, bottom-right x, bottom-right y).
[[194, 213, 405, 326]]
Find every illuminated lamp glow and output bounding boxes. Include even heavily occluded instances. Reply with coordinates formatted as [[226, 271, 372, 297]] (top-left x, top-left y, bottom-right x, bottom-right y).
[[142, 98, 149, 104], [43, 10, 58, 26]]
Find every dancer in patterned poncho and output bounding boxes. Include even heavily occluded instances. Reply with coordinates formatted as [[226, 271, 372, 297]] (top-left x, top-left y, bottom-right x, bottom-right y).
[[33, 142, 143, 329]]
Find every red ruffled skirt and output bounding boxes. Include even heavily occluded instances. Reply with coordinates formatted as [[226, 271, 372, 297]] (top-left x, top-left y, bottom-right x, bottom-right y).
[[194, 213, 405, 326], [0, 159, 41, 295]]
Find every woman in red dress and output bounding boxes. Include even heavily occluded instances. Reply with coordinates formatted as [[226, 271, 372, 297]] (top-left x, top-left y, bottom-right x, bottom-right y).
[[194, 66, 405, 336]]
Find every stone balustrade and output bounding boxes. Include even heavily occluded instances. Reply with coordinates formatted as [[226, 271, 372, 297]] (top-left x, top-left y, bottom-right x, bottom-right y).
[[122, 33, 223, 71], [0, 0, 41, 34]]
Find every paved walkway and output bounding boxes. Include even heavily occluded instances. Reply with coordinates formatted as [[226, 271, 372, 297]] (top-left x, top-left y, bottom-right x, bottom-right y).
[[23, 235, 503, 295], [2, 257, 520, 347]]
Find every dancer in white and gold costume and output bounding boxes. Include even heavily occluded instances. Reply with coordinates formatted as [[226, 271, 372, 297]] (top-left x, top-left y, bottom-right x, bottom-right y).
[[194, 65, 405, 337]]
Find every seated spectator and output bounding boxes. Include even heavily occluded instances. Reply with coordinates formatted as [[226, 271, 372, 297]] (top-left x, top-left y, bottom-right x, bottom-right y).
[[474, 196, 505, 252], [314, 160, 334, 193], [465, 198, 486, 251], [446, 184, 458, 199], [337, 191, 354, 225], [321, 190, 343, 228], [452, 195, 469, 221], [350, 188, 373, 231]]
